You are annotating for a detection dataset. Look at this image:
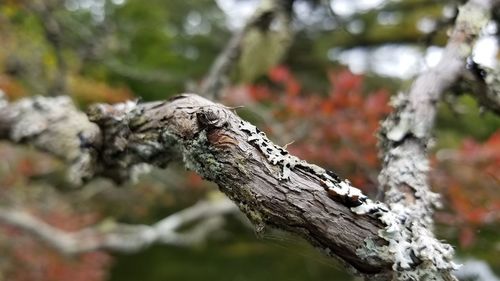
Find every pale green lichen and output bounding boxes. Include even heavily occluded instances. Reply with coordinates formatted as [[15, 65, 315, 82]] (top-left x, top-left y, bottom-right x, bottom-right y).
[[181, 131, 225, 181]]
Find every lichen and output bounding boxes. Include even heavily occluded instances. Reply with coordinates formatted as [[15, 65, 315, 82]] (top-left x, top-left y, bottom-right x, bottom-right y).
[[182, 131, 225, 181], [239, 119, 459, 280], [6, 96, 101, 185], [456, 1, 489, 38], [239, 120, 380, 207]]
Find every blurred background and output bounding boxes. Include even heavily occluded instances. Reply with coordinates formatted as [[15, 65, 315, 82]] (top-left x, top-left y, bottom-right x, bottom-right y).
[[0, 0, 499, 280]]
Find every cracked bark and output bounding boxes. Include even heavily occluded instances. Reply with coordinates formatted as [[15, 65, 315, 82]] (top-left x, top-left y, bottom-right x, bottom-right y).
[[0, 93, 391, 276]]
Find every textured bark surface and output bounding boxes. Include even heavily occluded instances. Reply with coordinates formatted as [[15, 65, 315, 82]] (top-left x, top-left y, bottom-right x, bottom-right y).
[[92, 94, 392, 275], [374, 1, 496, 279], [0, 93, 392, 276]]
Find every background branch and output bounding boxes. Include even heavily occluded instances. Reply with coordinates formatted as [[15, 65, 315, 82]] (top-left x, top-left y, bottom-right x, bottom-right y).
[[0, 199, 237, 255], [374, 1, 495, 279], [199, 0, 294, 99], [379, 0, 494, 223]]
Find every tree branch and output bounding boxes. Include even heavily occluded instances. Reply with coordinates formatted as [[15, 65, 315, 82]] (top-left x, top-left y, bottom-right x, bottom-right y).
[[380, 0, 494, 218], [0, 199, 237, 255], [199, 0, 294, 99], [0, 93, 392, 276], [377, 0, 496, 279], [0, 91, 463, 279], [198, 26, 245, 99]]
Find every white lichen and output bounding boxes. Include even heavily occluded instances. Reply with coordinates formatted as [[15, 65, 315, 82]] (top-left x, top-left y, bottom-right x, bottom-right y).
[[239, 119, 459, 280], [239, 121, 303, 180], [7, 96, 102, 184]]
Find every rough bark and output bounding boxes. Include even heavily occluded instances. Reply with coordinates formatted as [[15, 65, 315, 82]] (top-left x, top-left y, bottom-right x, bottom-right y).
[[379, 0, 495, 222], [0, 93, 393, 276], [376, 0, 496, 279]]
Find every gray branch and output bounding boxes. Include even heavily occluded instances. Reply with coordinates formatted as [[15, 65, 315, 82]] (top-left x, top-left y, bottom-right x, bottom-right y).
[[377, 0, 496, 279], [0, 199, 237, 255]]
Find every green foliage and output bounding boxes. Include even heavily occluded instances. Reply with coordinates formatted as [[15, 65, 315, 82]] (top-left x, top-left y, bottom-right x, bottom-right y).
[[437, 95, 500, 145]]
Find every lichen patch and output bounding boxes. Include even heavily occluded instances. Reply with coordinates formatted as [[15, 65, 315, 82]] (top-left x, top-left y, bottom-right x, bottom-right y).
[[239, 119, 459, 280]]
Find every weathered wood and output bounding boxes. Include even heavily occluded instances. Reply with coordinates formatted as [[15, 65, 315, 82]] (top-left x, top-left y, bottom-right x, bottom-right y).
[[94, 94, 394, 275], [0, 93, 391, 276]]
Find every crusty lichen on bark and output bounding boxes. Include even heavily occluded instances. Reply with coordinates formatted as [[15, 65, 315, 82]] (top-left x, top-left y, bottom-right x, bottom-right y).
[[376, 0, 496, 280], [0, 95, 101, 184], [239, 114, 459, 280]]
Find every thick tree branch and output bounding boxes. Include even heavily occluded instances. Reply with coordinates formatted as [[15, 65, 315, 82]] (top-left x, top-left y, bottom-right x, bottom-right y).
[[0, 199, 237, 255], [0, 91, 464, 280], [0, 93, 393, 276]]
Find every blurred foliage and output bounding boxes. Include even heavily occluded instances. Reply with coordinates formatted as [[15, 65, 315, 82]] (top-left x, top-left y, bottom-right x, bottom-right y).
[[0, 0, 499, 280]]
